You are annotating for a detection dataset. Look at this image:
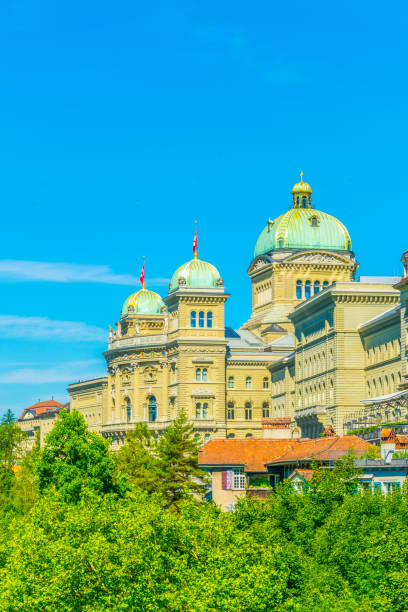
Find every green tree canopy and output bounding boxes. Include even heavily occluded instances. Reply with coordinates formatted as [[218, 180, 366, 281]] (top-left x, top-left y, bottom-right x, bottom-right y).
[[35, 409, 122, 502]]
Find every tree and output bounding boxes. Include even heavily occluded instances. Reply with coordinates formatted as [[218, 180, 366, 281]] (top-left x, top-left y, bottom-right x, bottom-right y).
[[115, 422, 159, 493], [35, 409, 122, 502], [0, 409, 26, 470], [155, 412, 209, 510]]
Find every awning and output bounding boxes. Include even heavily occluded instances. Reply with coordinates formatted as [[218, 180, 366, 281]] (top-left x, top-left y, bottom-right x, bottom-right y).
[[360, 389, 408, 404]]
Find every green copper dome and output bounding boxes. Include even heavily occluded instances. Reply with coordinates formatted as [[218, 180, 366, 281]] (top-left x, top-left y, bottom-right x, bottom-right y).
[[254, 175, 352, 257], [170, 258, 222, 291], [121, 288, 166, 317]]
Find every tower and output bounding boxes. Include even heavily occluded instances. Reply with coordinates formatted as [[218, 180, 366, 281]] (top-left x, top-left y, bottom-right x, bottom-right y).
[[243, 174, 358, 337]]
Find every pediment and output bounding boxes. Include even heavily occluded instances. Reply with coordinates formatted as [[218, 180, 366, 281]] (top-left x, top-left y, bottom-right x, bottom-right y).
[[284, 251, 352, 265]]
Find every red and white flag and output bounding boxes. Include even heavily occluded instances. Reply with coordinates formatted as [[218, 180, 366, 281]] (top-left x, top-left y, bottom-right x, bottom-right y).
[[140, 260, 145, 288], [193, 228, 197, 258]]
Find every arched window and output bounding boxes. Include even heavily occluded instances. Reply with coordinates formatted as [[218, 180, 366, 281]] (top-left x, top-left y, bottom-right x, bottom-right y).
[[296, 280, 303, 299], [263, 377, 269, 389], [196, 368, 201, 381], [305, 280, 311, 299], [196, 403, 201, 419], [262, 402, 270, 418], [314, 280, 320, 294], [227, 433, 235, 438], [245, 402, 252, 420], [126, 398, 132, 423], [199, 311, 205, 328], [194, 433, 200, 441], [323, 281, 329, 289], [245, 433, 253, 438], [228, 376, 234, 389], [207, 312, 213, 328], [190, 311, 196, 328], [202, 368, 208, 382], [302, 196, 307, 208], [204, 433, 210, 443], [148, 396, 157, 422], [245, 376, 252, 389], [202, 403, 208, 419], [310, 215, 319, 227], [227, 402, 234, 420], [296, 196, 299, 206], [278, 239, 284, 248]]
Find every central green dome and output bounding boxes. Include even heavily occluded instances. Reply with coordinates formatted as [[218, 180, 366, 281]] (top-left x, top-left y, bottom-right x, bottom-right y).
[[254, 175, 352, 258], [170, 258, 222, 291], [121, 288, 166, 317]]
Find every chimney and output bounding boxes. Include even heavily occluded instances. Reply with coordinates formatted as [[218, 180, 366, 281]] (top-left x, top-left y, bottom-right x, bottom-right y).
[[380, 429, 396, 463]]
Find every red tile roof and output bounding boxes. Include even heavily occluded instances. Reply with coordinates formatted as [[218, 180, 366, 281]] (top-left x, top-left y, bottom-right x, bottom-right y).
[[18, 400, 63, 421], [198, 439, 298, 472], [266, 435, 373, 465], [289, 469, 314, 482]]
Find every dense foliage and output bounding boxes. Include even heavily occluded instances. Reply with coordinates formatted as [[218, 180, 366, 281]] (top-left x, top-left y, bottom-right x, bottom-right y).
[[0, 409, 406, 610]]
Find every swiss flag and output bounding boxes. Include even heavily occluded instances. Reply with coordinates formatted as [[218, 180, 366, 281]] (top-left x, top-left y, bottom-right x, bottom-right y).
[[140, 260, 145, 288], [193, 228, 197, 257]]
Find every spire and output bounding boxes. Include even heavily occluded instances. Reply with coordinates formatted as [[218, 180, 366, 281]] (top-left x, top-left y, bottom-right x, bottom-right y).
[[291, 172, 313, 209]]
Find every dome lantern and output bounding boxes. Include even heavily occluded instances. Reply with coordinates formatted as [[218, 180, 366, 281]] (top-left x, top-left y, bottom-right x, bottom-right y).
[[291, 171, 313, 209]]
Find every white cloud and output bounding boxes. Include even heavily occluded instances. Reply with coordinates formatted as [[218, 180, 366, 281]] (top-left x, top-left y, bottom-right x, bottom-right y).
[[0, 360, 104, 384], [0, 260, 170, 286], [0, 315, 106, 342]]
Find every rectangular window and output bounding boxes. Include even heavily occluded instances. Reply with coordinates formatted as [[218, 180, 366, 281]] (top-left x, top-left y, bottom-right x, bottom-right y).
[[233, 468, 246, 490]]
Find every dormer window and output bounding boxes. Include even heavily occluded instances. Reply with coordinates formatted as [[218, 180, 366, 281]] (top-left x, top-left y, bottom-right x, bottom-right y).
[[310, 215, 319, 227]]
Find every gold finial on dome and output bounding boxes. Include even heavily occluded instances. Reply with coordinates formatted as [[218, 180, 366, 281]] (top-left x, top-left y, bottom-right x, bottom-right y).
[[291, 172, 313, 208]]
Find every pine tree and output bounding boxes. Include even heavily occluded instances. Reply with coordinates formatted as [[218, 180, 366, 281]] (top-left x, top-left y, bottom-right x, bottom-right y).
[[115, 422, 159, 493], [156, 412, 209, 510]]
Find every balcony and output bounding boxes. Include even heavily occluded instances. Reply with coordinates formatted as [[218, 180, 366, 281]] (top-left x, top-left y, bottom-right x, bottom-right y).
[[294, 405, 326, 420]]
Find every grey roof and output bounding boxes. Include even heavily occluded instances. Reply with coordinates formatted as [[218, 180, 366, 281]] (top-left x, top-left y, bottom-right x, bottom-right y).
[[358, 276, 401, 284], [266, 332, 295, 349], [227, 328, 265, 349]]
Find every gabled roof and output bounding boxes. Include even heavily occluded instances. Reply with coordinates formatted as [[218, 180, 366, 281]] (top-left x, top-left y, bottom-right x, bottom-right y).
[[18, 400, 63, 421], [288, 469, 314, 482], [265, 435, 373, 465], [198, 439, 297, 472]]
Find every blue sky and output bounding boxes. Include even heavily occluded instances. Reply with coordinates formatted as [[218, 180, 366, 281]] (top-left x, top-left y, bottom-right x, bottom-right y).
[[1, 0, 407, 416]]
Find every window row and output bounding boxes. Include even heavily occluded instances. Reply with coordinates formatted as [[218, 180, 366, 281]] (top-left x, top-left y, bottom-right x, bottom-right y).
[[227, 402, 270, 420], [227, 376, 270, 389], [298, 349, 333, 378], [367, 372, 401, 397], [191, 311, 213, 328], [297, 380, 333, 408], [296, 280, 330, 300], [123, 396, 158, 423], [366, 339, 401, 365]]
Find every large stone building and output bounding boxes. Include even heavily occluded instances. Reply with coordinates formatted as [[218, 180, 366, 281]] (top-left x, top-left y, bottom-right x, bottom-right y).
[[64, 173, 408, 447]]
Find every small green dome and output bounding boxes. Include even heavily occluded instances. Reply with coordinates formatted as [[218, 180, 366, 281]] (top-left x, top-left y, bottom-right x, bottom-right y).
[[170, 258, 222, 291], [254, 208, 352, 257], [121, 288, 166, 317]]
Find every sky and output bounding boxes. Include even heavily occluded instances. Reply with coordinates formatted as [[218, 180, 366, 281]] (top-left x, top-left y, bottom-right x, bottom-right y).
[[1, 0, 407, 416]]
